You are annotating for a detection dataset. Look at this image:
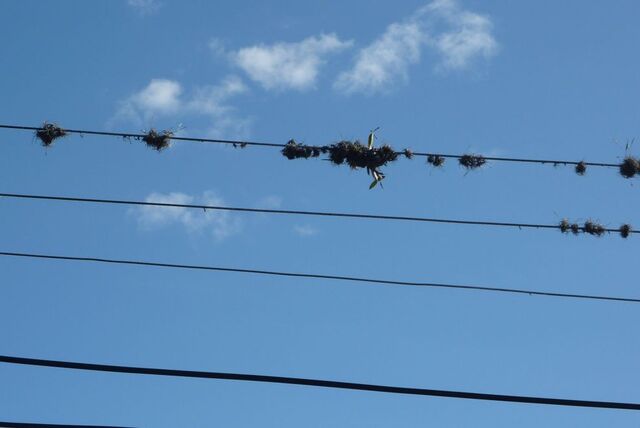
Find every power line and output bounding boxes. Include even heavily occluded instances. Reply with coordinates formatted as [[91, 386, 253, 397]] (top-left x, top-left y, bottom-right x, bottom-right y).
[[0, 123, 624, 168], [0, 422, 132, 428], [0, 192, 635, 237], [1, 355, 638, 411], [0, 250, 637, 303]]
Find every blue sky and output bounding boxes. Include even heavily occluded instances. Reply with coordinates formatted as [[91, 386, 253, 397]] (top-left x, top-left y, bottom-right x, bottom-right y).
[[1, 0, 639, 426]]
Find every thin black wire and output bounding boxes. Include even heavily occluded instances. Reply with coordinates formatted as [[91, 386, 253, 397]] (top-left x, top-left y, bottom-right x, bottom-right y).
[[0, 251, 637, 303], [0, 124, 621, 168], [0, 192, 635, 235], [0, 422, 133, 428], [1, 355, 638, 410]]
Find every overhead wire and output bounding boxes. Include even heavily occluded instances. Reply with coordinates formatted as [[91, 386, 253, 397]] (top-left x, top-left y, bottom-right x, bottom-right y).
[[1, 355, 638, 410], [0, 192, 635, 236], [0, 250, 637, 303], [0, 123, 623, 168]]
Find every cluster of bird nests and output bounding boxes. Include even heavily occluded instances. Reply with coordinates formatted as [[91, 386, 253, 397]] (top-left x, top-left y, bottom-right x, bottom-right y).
[[560, 219, 632, 238], [282, 139, 406, 186]]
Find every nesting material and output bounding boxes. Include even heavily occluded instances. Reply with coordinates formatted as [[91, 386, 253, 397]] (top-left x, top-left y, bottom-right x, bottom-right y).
[[575, 161, 587, 175], [620, 224, 632, 238], [459, 154, 486, 169], [403, 149, 414, 159], [142, 129, 173, 151], [559, 219, 570, 233], [282, 140, 321, 159], [282, 139, 399, 187], [584, 220, 606, 236], [570, 223, 581, 235], [36, 122, 67, 146], [619, 157, 639, 179], [427, 154, 445, 167]]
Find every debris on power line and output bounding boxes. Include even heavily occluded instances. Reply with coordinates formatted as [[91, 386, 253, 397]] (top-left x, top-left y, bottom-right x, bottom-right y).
[[403, 149, 414, 159], [427, 154, 446, 167], [584, 220, 606, 236], [619, 157, 639, 178], [35, 122, 67, 147], [141, 129, 173, 151], [575, 161, 587, 175], [560, 219, 582, 235], [620, 224, 633, 238], [282, 131, 402, 188], [459, 154, 486, 169], [282, 140, 322, 159]]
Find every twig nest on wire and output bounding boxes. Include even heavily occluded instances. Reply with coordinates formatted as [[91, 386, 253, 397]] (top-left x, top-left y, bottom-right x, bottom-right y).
[[36, 122, 67, 146], [403, 149, 414, 159], [282, 140, 321, 159], [427, 154, 445, 167], [619, 157, 640, 179], [142, 129, 173, 151], [570, 223, 581, 235], [559, 219, 570, 233], [326, 140, 398, 170], [620, 224, 632, 238], [584, 220, 606, 236], [575, 161, 587, 175], [459, 154, 486, 169]]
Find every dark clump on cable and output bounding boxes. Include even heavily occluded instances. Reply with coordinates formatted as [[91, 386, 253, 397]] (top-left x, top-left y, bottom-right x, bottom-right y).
[[619, 157, 640, 178], [141, 129, 173, 151], [620, 224, 632, 238], [459, 154, 486, 169], [427, 154, 446, 167], [575, 161, 587, 175], [584, 220, 606, 236], [35, 122, 67, 147], [282, 140, 323, 159]]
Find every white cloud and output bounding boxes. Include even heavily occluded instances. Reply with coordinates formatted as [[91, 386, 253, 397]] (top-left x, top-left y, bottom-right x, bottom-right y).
[[112, 76, 251, 139], [187, 75, 251, 138], [135, 191, 241, 241], [232, 34, 353, 91], [335, 22, 423, 94], [293, 225, 318, 237], [335, 0, 497, 94], [127, 0, 161, 14], [423, 0, 498, 70], [135, 79, 182, 113]]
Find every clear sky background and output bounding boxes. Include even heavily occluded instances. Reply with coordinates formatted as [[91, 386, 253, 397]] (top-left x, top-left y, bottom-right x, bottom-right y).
[[1, 0, 639, 426]]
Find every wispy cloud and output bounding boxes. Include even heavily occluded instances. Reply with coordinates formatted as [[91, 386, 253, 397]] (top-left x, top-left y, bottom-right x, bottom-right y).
[[112, 76, 251, 138], [335, 22, 423, 94], [134, 191, 241, 241], [232, 34, 353, 91], [335, 0, 497, 94], [127, 0, 161, 15], [293, 225, 318, 237], [422, 0, 498, 71]]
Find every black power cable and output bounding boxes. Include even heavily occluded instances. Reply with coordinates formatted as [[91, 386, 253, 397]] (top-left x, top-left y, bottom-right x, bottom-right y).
[[0, 123, 621, 168], [0, 251, 637, 303], [0, 192, 635, 236], [1, 355, 638, 410]]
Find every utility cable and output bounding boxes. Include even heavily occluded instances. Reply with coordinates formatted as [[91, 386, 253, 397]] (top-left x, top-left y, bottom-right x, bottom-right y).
[[1, 355, 638, 410], [0, 250, 637, 303]]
